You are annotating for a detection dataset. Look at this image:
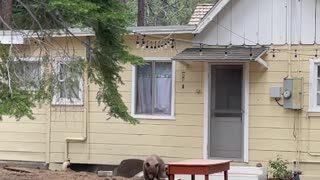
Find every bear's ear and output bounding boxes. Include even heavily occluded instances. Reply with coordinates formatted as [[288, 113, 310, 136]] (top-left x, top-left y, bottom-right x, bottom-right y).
[[146, 162, 150, 167]]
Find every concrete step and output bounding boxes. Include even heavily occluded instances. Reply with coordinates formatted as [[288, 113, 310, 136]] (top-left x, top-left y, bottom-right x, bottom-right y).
[[174, 166, 267, 180], [299, 175, 320, 180]]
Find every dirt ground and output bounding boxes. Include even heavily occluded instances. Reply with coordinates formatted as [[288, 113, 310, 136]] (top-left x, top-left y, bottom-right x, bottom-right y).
[[0, 167, 106, 180]]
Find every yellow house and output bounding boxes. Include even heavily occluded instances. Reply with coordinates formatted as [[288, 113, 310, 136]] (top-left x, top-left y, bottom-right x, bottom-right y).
[[3, 0, 320, 179]]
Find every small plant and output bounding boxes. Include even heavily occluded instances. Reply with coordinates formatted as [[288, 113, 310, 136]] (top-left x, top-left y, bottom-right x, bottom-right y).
[[268, 156, 292, 180]]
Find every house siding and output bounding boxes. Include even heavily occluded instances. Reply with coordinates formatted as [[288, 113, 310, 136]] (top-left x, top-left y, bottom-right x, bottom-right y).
[[46, 34, 205, 164], [248, 45, 320, 179], [3, 33, 320, 178], [195, 0, 320, 45], [0, 108, 48, 162], [56, 37, 320, 179]]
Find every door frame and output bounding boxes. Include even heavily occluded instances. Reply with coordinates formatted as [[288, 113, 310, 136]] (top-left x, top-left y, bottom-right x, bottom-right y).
[[203, 61, 249, 162]]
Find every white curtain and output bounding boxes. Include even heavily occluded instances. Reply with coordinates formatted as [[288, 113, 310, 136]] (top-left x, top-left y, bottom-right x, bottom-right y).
[[25, 62, 41, 88], [136, 64, 152, 114], [11, 61, 41, 89], [136, 62, 172, 115], [59, 64, 80, 99], [154, 62, 172, 115]]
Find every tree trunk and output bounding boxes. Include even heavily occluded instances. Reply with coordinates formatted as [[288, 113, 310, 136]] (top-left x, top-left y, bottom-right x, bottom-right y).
[[137, 0, 145, 26], [0, 0, 13, 30]]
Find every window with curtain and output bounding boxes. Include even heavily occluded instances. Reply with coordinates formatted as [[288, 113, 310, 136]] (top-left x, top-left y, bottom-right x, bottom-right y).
[[52, 61, 83, 105], [135, 61, 172, 116], [9, 59, 43, 90]]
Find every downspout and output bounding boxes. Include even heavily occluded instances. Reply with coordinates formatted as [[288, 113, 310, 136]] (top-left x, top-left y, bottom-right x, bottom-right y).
[[306, 113, 320, 156], [62, 36, 91, 170], [287, 0, 292, 78], [46, 101, 52, 165]]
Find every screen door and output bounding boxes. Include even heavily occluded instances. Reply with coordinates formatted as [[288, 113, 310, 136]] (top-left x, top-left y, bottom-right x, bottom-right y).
[[209, 65, 243, 159]]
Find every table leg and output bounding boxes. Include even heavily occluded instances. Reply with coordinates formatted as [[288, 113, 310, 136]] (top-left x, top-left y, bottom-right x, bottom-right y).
[[204, 175, 209, 180], [169, 174, 175, 180], [191, 174, 195, 180], [224, 171, 228, 180]]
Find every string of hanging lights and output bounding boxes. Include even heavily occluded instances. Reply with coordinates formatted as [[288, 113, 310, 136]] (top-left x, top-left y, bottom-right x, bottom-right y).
[[135, 34, 176, 51], [134, 32, 320, 60]]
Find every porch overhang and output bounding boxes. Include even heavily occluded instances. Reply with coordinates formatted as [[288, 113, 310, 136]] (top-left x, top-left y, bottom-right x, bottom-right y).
[[172, 47, 269, 68]]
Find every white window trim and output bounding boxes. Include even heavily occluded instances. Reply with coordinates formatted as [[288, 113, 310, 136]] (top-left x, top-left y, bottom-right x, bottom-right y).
[[12, 57, 44, 91], [309, 58, 320, 112], [51, 58, 84, 106], [131, 57, 175, 120]]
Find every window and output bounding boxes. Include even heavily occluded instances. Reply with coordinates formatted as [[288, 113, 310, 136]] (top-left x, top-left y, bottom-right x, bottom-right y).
[[9, 57, 43, 90], [132, 60, 175, 119], [52, 60, 83, 105], [309, 59, 320, 111]]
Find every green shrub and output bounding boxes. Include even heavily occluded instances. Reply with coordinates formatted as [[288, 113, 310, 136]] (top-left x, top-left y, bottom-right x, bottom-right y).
[[268, 156, 292, 180]]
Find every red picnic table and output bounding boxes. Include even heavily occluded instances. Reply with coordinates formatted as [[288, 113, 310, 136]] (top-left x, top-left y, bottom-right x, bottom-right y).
[[166, 159, 232, 180]]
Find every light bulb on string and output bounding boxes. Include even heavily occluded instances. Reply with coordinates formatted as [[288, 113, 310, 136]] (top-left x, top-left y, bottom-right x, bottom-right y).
[[170, 39, 175, 52], [136, 35, 140, 48], [224, 46, 228, 57], [272, 49, 275, 58], [169, 39, 173, 49], [155, 41, 158, 51], [141, 35, 145, 49], [160, 40, 164, 50]]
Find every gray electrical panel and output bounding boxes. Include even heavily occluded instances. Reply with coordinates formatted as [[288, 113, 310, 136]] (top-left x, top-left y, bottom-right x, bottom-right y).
[[283, 77, 303, 110]]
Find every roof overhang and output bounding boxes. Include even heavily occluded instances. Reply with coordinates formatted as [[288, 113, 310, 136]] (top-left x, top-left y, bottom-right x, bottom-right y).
[[127, 25, 196, 35], [193, 0, 231, 34], [0, 28, 95, 44], [0, 25, 197, 45], [172, 47, 269, 68]]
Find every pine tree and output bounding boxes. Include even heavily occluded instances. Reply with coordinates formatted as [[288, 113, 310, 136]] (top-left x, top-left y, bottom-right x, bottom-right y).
[[0, 0, 143, 124]]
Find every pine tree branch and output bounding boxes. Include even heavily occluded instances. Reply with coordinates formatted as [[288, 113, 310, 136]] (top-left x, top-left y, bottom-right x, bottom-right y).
[[0, 15, 12, 30], [16, 0, 43, 31]]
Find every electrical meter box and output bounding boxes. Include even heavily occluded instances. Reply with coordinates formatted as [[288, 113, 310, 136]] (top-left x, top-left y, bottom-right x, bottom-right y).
[[283, 77, 303, 110]]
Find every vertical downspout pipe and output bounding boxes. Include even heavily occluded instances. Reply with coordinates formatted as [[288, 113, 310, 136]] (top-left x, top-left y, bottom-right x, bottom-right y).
[[287, 0, 292, 78], [62, 36, 91, 170]]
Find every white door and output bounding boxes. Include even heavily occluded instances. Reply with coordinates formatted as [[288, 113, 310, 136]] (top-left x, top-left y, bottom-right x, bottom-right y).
[[209, 65, 244, 160]]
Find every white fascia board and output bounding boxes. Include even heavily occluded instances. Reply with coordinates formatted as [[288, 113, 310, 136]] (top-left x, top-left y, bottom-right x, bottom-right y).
[[0, 28, 94, 45], [127, 25, 196, 35], [193, 0, 231, 34], [0, 35, 24, 44]]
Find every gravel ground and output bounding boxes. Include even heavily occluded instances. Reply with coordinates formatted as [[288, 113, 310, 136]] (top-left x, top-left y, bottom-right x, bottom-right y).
[[0, 167, 106, 180]]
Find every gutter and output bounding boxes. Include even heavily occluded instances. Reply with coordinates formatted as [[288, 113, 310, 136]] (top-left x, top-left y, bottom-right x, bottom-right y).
[[62, 36, 91, 170], [127, 25, 196, 35], [0, 25, 196, 43]]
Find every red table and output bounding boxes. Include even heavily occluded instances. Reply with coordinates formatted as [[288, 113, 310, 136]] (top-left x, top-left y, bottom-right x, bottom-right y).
[[166, 159, 232, 180]]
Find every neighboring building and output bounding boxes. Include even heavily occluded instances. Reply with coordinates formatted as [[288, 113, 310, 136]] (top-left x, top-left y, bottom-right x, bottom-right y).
[[2, 0, 320, 179]]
